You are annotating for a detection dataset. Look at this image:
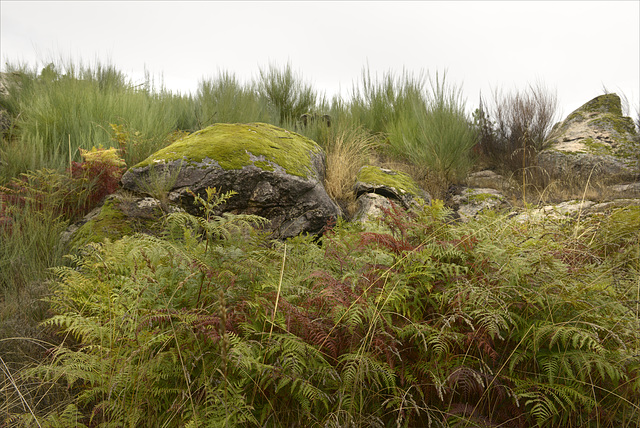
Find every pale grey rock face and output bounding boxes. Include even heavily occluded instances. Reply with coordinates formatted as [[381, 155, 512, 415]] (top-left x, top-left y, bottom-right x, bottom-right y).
[[352, 193, 394, 223], [537, 94, 640, 184], [466, 170, 515, 192], [608, 182, 640, 198], [121, 123, 342, 239], [511, 199, 640, 223], [451, 188, 507, 222]]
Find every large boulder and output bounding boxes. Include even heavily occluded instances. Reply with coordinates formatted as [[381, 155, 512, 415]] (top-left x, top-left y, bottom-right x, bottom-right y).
[[537, 94, 640, 184], [121, 122, 341, 239]]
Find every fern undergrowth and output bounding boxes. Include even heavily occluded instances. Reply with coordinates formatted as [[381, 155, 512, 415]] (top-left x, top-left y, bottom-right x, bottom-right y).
[[2, 191, 639, 427]]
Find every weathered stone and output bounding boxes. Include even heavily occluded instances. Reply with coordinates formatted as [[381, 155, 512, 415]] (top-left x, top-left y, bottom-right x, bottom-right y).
[[352, 193, 394, 223], [538, 94, 640, 184], [354, 166, 431, 209], [61, 192, 181, 249], [511, 198, 640, 223], [466, 170, 515, 192], [607, 182, 640, 198], [451, 188, 507, 222], [121, 122, 341, 239]]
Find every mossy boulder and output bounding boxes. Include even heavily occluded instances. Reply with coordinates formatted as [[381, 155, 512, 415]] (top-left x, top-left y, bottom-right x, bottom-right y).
[[538, 94, 640, 183], [354, 166, 430, 209], [62, 192, 176, 249], [121, 122, 341, 239], [451, 188, 508, 222]]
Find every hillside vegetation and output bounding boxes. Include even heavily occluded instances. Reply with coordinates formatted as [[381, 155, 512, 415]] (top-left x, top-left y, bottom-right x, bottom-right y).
[[0, 60, 639, 427]]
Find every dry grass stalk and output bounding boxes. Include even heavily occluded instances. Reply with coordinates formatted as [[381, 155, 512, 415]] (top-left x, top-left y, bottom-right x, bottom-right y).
[[324, 128, 375, 215]]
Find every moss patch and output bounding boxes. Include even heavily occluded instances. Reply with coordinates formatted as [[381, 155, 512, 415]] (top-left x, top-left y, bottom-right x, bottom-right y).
[[70, 198, 133, 248], [571, 93, 624, 117], [581, 137, 613, 156], [356, 166, 422, 197], [133, 122, 322, 179], [467, 192, 503, 203]]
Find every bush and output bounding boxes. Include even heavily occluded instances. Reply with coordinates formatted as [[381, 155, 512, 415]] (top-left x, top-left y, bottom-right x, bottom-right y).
[[195, 71, 269, 127], [0, 146, 125, 291], [9, 193, 639, 427], [255, 62, 318, 126], [473, 83, 558, 174], [0, 60, 187, 178], [348, 68, 425, 136], [387, 73, 477, 187]]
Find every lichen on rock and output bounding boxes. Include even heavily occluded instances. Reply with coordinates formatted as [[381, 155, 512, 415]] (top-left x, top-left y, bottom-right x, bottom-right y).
[[538, 94, 639, 183]]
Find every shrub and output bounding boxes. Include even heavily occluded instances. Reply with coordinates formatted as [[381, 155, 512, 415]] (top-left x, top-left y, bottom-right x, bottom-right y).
[[255, 62, 317, 126], [473, 83, 558, 174], [348, 68, 425, 135], [10, 192, 639, 427], [387, 73, 477, 187], [195, 71, 269, 126], [0, 60, 187, 178], [0, 146, 125, 291]]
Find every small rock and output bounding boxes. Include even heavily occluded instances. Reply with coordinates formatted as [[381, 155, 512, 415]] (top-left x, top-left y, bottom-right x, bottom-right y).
[[451, 188, 507, 222]]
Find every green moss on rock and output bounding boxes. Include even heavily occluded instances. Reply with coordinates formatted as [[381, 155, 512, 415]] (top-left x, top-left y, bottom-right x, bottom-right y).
[[134, 122, 322, 179], [356, 166, 423, 197], [467, 192, 503, 203], [581, 93, 623, 116], [70, 198, 133, 248]]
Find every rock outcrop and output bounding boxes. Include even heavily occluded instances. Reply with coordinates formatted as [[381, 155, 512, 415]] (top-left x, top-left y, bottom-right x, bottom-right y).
[[61, 192, 181, 248], [352, 165, 431, 222], [537, 94, 640, 184], [121, 122, 341, 239], [465, 170, 515, 193], [450, 187, 508, 222]]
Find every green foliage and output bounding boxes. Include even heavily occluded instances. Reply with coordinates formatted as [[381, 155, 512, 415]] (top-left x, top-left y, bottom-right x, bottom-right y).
[[7, 190, 638, 427], [195, 71, 269, 126], [2, 58, 640, 427], [348, 68, 426, 136], [256, 62, 318, 126], [387, 73, 477, 185], [0, 61, 182, 178]]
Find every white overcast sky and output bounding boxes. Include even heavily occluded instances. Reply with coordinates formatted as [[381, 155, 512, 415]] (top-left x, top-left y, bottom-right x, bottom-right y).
[[1, 1, 639, 118]]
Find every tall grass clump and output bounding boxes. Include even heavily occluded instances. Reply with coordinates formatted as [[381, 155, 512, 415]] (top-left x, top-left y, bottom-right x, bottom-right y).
[[387, 73, 477, 190], [195, 70, 269, 127], [255, 62, 318, 126], [0, 60, 189, 178], [348, 67, 425, 136], [323, 127, 376, 215], [0, 171, 68, 291]]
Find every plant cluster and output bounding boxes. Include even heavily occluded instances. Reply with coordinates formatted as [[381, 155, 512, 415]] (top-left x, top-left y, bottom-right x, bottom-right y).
[[471, 84, 559, 177], [5, 190, 638, 427], [0, 146, 125, 291]]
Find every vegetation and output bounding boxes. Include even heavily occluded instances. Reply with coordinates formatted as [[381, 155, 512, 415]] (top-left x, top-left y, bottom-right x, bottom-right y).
[[1, 59, 639, 427]]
